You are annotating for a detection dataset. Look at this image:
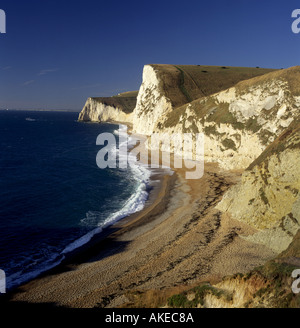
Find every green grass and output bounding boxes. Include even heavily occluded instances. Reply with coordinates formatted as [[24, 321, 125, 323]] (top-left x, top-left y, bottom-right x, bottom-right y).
[[167, 284, 232, 308], [167, 294, 188, 307], [151, 64, 278, 110], [174, 65, 277, 102]]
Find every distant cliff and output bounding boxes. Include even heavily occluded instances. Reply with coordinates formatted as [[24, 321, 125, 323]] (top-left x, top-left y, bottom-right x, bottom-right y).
[[78, 91, 137, 123]]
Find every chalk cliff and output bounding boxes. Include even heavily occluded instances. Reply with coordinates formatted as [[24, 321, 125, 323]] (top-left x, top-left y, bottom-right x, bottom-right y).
[[217, 118, 300, 253], [132, 64, 276, 136], [78, 91, 137, 123], [79, 66, 300, 248], [79, 64, 300, 307], [153, 67, 300, 169]]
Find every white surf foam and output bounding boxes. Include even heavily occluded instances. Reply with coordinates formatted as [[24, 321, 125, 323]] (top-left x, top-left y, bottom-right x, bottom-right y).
[[61, 125, 152, 255], [5, 125, 171, 290], [6, 251, 65, 290]]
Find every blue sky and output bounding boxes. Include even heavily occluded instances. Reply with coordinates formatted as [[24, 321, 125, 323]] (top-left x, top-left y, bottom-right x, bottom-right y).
[[0, 0, 299, 110]]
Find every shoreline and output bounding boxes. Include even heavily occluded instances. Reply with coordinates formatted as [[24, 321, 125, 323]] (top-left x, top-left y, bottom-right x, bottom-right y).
[[4, 120, 172, 291], [5, 123, 277, 308], [6, 164, 177, 307], [4, 121, 174, 292]]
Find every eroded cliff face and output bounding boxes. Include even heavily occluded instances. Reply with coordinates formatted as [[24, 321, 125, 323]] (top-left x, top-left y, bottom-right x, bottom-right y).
[[79, 65, 288, 171], [79, 97, 133, 123], [78, 65, 300, 253], [130, 65, 300, 308], [79, 66, 300, 251], [217, 119, 300, 253], [78, 91, 138, 124], [184, 266, 299, 308], [132, 64, 278, 138], [132, 65, 174, 135], [153, 67, 300, 170]]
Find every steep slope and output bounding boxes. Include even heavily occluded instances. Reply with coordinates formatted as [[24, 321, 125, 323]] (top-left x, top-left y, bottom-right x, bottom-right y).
[[216, 118, 300, 253], [78, 91, 138, 123], [160, 67, 300, 308], [132, 64, 276, 135], [165, 230, 300, 308], [154, 66, 300, 169]]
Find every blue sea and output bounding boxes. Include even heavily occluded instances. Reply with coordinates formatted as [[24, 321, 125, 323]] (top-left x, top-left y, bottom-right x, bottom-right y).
[[0, 110, 151, 290]]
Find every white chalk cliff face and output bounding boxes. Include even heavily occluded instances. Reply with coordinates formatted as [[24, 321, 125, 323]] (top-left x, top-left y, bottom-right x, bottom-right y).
[[129, 64, 300, 252], [132, 65, 173, 135], [79, 97, 133, 123], [79, 66, 300, 172], [153, 68, 300, 170]]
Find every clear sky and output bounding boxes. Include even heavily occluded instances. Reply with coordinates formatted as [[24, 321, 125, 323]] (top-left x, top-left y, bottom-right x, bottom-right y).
[[0, 0, 299, 111]]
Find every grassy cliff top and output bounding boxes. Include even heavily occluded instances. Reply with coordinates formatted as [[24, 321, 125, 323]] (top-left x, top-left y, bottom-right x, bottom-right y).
[[91, 91, 138, 114], [150, 64, 278, 108], [88, 64, 281, 114], [160, 66, 300, 132], [235, 65, 300, 96]]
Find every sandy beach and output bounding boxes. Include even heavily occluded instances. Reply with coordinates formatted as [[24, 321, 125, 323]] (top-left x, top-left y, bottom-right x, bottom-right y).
[[6, 141, 276, 308]]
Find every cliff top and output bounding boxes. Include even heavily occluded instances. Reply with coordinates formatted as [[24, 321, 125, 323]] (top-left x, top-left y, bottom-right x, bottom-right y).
[[235, 65, 300, 96], [149, 64, 278, 108], [161, 66, 300, 134], [91, 90, 138, 114]]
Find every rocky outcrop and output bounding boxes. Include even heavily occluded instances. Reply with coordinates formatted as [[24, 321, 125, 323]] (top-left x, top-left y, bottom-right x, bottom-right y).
[[78, 91, 137, 123]]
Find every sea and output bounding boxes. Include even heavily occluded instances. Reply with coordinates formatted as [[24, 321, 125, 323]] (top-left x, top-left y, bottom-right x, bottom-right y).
[[0, 110, 154, 291]]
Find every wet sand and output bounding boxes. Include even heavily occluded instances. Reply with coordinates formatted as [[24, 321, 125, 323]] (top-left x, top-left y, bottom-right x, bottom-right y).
[[8, 157, 276, 308]]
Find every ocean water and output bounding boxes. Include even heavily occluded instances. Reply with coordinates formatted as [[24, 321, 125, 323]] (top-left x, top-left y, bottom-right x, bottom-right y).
[[0, 110, 151, 290]]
